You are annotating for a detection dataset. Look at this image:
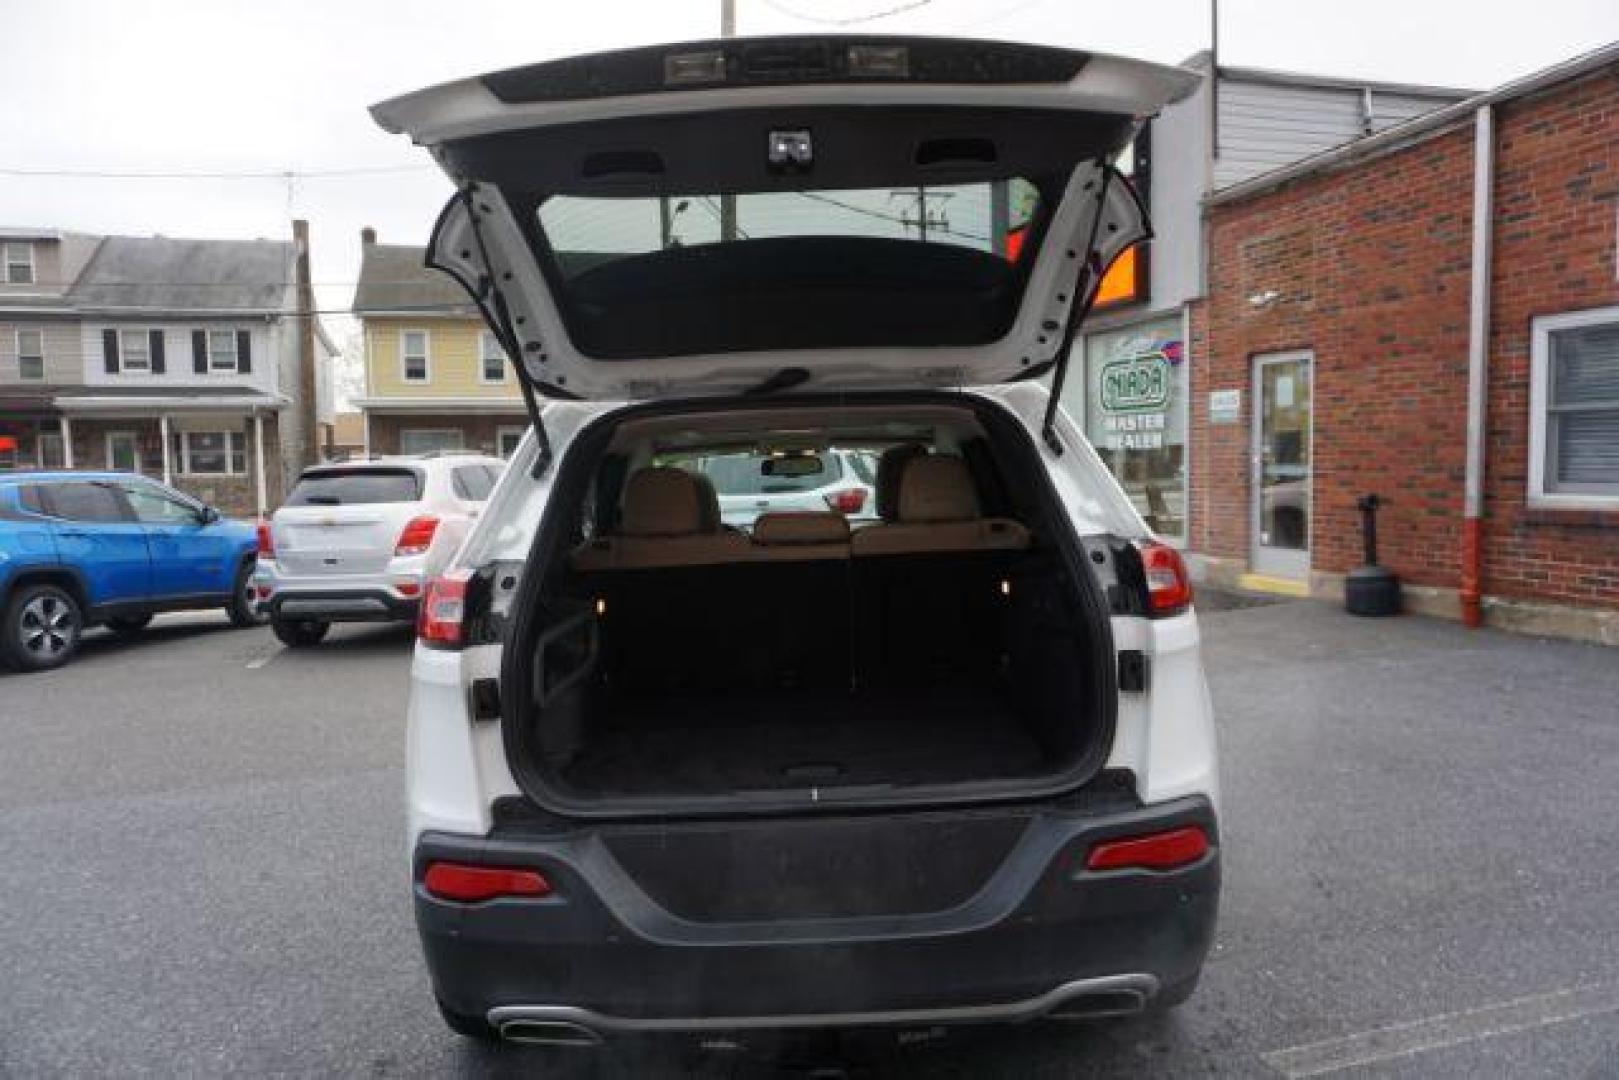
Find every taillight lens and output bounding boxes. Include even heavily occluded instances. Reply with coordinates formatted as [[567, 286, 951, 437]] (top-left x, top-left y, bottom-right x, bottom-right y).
[[824, 488, 868, 514], [1135, 540, 1193, 617], [1086, 826, 1209, 872], [255, 519, 274, 558], [422, 861, 552, 903], [395, 515, 440, 556], [417, 568, 473, 649]]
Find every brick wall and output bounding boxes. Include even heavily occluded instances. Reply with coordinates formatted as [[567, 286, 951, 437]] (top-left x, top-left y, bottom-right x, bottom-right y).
[[366, 413, 525, 457], [1199, 126, 1476, 589], [1195, 62, 1619, 615], [1481, 67, 1619, 608]]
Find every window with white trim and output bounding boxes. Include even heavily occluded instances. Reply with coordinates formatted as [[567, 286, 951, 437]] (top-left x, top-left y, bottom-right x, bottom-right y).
[[399, 428, 464, 455], [4, 242, 34, 285], [208, 329, 238, 372], [181, 431, 247, 475], [401, 330, 429, 382], [16, 328, 44, 380], [480, 331, 506, 383], [119, 328, 152, 372], [1530, 306, 1619, 507]]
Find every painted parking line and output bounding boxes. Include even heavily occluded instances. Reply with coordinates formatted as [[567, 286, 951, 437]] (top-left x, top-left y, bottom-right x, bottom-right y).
[[245, 647, 279, 670], [1262, 983, 1619, 1078]]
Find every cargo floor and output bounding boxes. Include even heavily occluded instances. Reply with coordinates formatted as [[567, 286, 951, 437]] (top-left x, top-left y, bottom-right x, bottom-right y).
[[561, 685, 1050, 796]]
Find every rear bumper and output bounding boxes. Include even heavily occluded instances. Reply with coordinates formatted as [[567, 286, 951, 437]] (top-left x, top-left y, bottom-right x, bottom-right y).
[[414, 795, 1219, 1032], [254, 560, 421, 623]]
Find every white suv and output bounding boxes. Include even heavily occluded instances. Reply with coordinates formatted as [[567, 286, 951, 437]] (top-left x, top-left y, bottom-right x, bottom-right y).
[[253, 453, 503, 646], [381, 36, 1219, 1047]]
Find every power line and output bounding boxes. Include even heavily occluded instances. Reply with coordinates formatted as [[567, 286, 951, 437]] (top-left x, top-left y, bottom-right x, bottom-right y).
[[792, 189, 989, 243], [760, 0, 935, 26], [0, 164, 436, 180]]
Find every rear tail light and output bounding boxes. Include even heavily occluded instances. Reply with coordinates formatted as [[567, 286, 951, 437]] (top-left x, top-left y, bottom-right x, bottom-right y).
[[422, 861, 552, 903], [255, 519, 274, 558], [417, 568, 473, 649], [1135, 540, 1193, 617], [824, 488, 867, 514], [1086, 826, 1209, 872], [395, 515, 440, 556]]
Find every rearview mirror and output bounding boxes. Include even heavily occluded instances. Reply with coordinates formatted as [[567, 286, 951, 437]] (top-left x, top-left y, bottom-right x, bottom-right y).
[[198, 506, 221, 525], [761, 453, 825, 479]]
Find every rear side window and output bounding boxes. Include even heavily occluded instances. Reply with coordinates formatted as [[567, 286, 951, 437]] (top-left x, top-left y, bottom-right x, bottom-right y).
[[286, 468, 421, 506], [451, 464, 496, 502], [41, 482, 131, 522]]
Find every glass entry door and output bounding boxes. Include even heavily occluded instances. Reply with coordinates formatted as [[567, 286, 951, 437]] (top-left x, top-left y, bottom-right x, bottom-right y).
[[1251, 352, 1312, 578]]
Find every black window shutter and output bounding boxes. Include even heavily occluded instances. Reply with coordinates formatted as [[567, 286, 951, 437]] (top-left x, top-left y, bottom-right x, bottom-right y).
[[236, 330, 252, 373], [149, 330, 165, 374], [192, 330, 207, 374], [102, 329, 120, 374]]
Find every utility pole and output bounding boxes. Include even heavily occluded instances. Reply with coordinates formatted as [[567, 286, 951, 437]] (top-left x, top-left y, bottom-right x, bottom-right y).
[[292, 219, 319, 474], [719, 0, 738, 242]]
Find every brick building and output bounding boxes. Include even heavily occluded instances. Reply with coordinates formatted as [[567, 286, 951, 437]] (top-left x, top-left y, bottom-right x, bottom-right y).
[[1190, 44, 1619, 643]]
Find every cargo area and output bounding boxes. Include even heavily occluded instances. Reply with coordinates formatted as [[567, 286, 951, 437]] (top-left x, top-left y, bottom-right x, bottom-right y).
[[501, 399, 1117, 812]]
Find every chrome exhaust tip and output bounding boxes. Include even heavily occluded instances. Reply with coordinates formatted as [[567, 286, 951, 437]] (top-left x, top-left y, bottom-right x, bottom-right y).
[[497, 1019, 604, 1046], [1043, 987, 1149, 1020]]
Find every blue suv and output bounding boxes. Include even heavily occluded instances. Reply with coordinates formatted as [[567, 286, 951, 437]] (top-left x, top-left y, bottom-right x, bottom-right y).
[[0, 471, 263, 672]]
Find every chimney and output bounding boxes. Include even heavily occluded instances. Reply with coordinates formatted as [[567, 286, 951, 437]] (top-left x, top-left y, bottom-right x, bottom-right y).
[[361, 226, 376, 245]]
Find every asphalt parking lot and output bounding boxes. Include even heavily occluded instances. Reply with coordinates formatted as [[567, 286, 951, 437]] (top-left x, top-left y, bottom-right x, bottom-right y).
[[2, 599, 1617, 1077]]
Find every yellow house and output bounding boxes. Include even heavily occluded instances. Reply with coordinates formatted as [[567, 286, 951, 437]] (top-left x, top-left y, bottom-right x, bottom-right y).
[[350, 229, 527, 457]]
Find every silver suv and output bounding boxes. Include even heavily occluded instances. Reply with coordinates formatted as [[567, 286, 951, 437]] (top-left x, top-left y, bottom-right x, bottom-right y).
[[253, 453, 503, 646]]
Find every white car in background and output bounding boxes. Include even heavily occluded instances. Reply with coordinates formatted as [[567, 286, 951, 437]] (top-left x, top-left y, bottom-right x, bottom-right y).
[[699, 448, 877, 528], [253, 453, 503, 646]]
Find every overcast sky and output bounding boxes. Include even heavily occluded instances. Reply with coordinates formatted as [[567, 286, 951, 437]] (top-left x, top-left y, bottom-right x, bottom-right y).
[[5, 0, 1618, 374]]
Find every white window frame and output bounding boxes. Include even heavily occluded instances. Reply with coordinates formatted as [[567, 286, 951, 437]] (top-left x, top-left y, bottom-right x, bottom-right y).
[[400, 329, 430, 383], [479, 331, 508, 384], [208, 328, 239, 373], [15, 327, 45, 380], [106, 430, 141, 474], [496, 425, 525, 458], [1528, 304, 1619, 510], [119, 328, 152, 373], [179, 430, 247, 476], [4, 242, 34, 285]]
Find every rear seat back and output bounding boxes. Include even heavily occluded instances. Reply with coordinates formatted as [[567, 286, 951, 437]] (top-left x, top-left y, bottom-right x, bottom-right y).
[[571, 467, 751, 570], [851, 456, 1028, 685], [851, 456, 1029, 556]]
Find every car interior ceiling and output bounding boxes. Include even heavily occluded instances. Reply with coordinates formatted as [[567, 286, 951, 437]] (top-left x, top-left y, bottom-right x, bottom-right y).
[[525, 404, 1103, 797]]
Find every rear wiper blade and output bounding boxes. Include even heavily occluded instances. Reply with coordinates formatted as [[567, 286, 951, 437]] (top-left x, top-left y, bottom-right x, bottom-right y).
[[745, 367, 811, 396], [302, 495, 341, 505]]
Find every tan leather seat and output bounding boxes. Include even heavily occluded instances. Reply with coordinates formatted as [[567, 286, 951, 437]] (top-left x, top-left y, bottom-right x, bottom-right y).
[[572, 467, 752, 570], [850, 456, 1029, 556], [750, 511, 851, 561], [874, 443, 928, 522]]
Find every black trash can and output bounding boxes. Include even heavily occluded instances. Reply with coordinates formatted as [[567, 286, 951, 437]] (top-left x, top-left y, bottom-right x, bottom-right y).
[[1345, 494, 1401, 617]]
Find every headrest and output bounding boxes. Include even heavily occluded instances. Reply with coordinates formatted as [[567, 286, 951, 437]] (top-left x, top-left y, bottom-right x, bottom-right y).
[[689, 471, 723, 533], [619, 467, 703, 537], [876, 443, 928, 522], [898, 456, 981, 523], [752, 511, 851, 546]]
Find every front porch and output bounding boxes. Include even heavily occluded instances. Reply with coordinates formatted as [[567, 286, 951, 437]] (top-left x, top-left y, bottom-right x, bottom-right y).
[[51, 397, 287, 518]]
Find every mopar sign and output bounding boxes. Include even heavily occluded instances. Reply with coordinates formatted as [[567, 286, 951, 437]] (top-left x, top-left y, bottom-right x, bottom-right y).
[[1100, 352, 1171, 412]]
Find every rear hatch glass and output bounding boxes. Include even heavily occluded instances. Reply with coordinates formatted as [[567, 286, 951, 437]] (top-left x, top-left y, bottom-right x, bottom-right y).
[[286, 468, 422, 506]]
